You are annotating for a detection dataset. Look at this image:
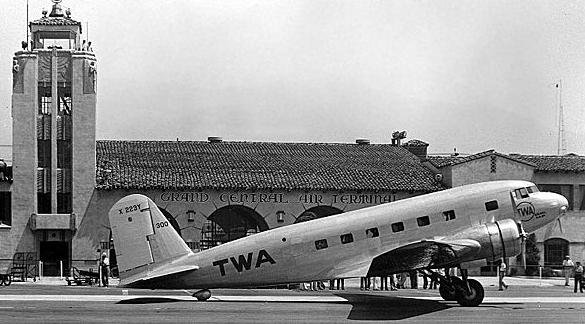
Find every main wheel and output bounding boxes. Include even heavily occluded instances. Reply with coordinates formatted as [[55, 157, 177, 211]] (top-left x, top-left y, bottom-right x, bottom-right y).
[[2, 275, 11, 286], [456, 279, 484, 307], [439, 276, 462, 301]]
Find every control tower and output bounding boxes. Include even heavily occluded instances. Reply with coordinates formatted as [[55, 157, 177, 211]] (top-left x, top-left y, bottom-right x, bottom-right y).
[[7, 0, 96, 276]]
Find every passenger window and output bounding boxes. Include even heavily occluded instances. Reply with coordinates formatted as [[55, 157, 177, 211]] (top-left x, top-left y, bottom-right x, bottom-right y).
[[366, 227, 379, 238], [340, 233, 354, 244], [315, 239, 328, 250], [526, 187, 533, 194], [391, 222, 404, 232], [417, 216, 430, 227], [443, 210, 456, 221], [530, 186, 539, 193], [485, 200, 499, 211]]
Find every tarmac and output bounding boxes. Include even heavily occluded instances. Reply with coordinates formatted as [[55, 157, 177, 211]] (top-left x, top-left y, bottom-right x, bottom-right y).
[[8, 275, 571, 288]]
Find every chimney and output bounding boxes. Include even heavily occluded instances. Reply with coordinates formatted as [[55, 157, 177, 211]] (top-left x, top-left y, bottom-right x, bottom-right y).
[[391, 130, 407, 146], [208, 136, 223, 143], [402, 139, 429, 161]]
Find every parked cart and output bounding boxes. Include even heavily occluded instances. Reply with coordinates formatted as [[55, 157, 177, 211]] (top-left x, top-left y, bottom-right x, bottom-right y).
[[0, 271, 11, 286], [66, 267, 98, 286]]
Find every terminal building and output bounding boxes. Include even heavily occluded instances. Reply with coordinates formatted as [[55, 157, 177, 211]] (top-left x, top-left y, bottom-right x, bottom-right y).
[[1, 0, 584, 278]]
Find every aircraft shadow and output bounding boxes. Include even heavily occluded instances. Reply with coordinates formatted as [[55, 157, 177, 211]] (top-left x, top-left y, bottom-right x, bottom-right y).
[[117, 297, 189, 304], [335, 293, 450, 321]]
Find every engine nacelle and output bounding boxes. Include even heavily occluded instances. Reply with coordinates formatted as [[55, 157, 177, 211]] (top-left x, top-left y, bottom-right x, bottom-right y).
[[451, 218, 522, 262]]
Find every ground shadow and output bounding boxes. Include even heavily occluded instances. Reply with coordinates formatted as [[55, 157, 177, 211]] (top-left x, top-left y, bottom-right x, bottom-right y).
[[336, 293, 450, 321], [117, 297, 188, 304]]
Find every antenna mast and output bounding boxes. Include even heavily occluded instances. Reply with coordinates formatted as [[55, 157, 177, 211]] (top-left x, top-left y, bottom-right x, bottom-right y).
[[26, 0, 29, 48], [556, 80, 566, 155]]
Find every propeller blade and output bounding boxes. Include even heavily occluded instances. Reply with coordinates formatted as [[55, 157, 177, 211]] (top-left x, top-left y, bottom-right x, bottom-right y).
[[521, 239, 527, 271], [557, 218, 564, 234]]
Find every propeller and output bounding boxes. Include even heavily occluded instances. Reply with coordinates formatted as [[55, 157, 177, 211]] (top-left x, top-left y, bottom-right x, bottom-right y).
[[510, 193, 527, 271], [514, 220, 528, 271]]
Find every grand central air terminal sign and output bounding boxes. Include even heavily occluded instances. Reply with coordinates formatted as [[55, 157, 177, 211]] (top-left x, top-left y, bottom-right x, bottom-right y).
[[160, 191, 397, 206]]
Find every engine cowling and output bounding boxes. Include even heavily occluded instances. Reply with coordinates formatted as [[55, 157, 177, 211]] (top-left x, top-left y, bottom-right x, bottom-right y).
[[451, 218, 522, 262]]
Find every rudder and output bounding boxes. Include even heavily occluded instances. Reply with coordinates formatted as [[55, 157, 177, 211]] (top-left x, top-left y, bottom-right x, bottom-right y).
[[108, 194, 192, 279]]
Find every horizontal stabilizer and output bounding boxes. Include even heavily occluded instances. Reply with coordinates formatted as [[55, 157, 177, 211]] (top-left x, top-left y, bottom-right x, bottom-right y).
[[367, 239, 481, 276], [121, 264, 199, 287]]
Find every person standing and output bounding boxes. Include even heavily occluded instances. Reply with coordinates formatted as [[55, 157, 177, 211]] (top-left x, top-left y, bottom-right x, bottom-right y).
[[498, 259, 508, 291], [563, 256, 575, 286], [574, 262, 584, 293], [100, 252, 109, 287], [336, 278, 345, 290]]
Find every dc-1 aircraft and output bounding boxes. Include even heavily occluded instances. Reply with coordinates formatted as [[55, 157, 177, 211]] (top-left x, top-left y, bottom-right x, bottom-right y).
[[108, 180, 568, 306]]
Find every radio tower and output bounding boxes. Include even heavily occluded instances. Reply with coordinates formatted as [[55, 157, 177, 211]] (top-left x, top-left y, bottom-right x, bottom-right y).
[[556, 80, 566, 155]]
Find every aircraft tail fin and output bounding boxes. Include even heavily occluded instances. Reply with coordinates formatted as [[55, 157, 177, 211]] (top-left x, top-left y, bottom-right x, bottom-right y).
[[108, 194, 192, 281]]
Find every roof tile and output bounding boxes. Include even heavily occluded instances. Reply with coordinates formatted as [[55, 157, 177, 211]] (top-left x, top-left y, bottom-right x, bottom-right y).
[[96, 140, 444, 192]]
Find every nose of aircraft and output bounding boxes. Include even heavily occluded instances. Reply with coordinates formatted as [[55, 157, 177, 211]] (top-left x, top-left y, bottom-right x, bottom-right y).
[[557, 194, 569, 215]]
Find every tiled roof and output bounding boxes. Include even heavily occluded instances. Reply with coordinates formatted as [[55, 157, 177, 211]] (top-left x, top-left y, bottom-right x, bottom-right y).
[[30, 17, 81, 27], [96, 140, 445, 192], [428, 150, 536, 168], [510, 154, 585, 172]]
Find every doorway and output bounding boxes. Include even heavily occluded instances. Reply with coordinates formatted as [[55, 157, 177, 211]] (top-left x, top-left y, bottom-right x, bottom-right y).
[[40, 241, 69, 276]]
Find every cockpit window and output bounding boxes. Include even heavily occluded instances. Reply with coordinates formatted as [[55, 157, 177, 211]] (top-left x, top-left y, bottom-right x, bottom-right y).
[[514, 188, 529, 199], [527, 186, 539, 193]]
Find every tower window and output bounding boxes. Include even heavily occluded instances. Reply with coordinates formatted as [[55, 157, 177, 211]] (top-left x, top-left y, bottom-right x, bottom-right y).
[[57, 193, 72, 214], [37, 193, 51, 214], [38, 86, 51, 115], [38, 140, 51, 168]]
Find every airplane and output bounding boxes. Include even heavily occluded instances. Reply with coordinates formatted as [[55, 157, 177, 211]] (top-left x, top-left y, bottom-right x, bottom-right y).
[[108, 180, 568, 307]]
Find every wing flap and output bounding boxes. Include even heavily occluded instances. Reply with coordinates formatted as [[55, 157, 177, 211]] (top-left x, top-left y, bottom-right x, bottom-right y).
[[367, 239, 481, 276]]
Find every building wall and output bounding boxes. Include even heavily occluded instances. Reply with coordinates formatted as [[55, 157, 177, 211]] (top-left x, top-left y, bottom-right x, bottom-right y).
[[0, 53, 39, 268], [531, 172, 585, 268], [71, 53, 96, 246], [72, 188, 421, 266], [450, 156, 533, 188]]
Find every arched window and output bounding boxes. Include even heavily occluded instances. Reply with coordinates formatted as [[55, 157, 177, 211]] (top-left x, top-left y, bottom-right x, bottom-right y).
[[544, 238, 569, 268]]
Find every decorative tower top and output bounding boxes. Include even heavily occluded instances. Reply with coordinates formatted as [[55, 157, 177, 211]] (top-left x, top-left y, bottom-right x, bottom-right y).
[[28, 0, 83, 51], [49, 0, 65, 18]]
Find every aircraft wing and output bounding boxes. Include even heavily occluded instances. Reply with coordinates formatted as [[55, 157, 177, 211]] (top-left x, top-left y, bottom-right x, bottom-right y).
[[367, 239, 481, 276], [120, 264, 199, 287]]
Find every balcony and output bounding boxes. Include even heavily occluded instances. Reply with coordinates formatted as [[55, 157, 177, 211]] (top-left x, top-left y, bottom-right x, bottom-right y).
[[30, 213, 75, 231]]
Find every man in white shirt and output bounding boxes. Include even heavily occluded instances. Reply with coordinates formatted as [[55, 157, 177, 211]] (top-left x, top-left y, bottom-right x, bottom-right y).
[[563, 256, 574, 286]]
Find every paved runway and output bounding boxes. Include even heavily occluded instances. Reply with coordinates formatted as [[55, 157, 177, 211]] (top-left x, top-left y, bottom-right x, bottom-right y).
[[1, 278, 585, 323]]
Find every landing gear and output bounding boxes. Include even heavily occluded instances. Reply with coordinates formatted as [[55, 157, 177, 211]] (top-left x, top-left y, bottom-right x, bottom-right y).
[[192, 289, 212, 301], [432, 268, 485, 307], [439, 276, 462, 301], [457, 279, 484, 307]]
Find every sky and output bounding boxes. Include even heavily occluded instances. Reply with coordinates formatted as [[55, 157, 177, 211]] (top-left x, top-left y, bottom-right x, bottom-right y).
[[1, 0, 584, 160]]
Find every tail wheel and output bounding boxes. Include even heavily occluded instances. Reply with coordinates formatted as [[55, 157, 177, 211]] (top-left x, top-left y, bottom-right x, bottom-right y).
[[193, 289, 212, 301], [456, 279, 484, 307], [439, 276, 462, 301]]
